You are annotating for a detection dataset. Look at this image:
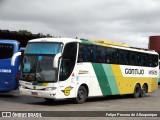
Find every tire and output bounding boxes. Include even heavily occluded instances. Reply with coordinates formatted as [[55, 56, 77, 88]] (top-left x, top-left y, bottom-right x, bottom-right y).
[[44, 98, 55, 103], [75, 86, 87, 104], [141, 84, 147, 97], [133, 84, 141, 98]]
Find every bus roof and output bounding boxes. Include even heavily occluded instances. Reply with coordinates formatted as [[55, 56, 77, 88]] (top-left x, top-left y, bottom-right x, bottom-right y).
[[28, 38, 81, 44], [28, 38, 158, 55], [0, 39, 19, 44]]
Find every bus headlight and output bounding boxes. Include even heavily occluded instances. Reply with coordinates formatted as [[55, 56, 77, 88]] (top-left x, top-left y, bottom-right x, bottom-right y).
[[45, 87, 57, 91]]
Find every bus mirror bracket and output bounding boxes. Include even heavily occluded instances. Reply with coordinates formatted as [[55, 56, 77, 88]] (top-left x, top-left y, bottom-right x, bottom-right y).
[[11, 52, 21, 66], [53, 53, 62, 69]]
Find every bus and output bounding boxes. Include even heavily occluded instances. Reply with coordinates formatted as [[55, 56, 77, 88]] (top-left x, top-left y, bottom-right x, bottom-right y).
[[0, 40, 23, 92], [19, 38, 159, 103]]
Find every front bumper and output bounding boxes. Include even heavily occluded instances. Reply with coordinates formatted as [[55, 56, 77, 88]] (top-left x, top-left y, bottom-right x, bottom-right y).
[[19, 87, 57, 99]]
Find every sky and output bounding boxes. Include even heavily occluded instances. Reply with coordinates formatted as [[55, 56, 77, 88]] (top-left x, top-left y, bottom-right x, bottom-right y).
[[0, 0, 160, 48]]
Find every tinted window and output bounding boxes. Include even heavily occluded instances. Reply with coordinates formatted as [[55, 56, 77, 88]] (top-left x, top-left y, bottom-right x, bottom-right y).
[[25, 42, 62, 55], [130, 52, 137, 65], [119, 50, 125, 64], [106, 48, 112, 63], [141, 54, 147, 66], [125, 51, 130, 65], [110, 48, 118, 64], [60, 43, 77, 81], [77, 43, 158, 67], [0, 44, 14, 60]]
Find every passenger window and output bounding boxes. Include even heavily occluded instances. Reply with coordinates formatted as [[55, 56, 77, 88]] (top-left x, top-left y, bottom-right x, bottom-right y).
[[106, 48, 112, 63], [91, 46, 97, 62], [112, 49, 118, 64], [152, 55, 158, 67], [126, 51, 130, 65], [141, 54, 147, 66], [148, 55, 153, 67], [100, 47, 107, 63], [87, 45, 92, 62], [137, 53, 141, 66], [77, 43, 158, 67], [130, 52, 137, 65], [97, 46, 103, 63], [119, 50, 125, 64], [82, 45, 88, 62]]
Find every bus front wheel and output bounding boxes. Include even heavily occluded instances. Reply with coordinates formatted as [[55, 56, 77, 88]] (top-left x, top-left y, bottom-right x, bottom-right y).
[[133, 84, 141, 98], [75, 86, 87, 104]]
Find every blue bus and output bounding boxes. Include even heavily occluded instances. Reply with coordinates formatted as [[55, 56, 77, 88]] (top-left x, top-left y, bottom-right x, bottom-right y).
[[0, 40, 22, 92]]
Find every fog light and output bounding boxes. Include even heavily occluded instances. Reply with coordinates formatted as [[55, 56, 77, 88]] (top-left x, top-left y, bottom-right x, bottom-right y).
[[49, 93, 56, 96]]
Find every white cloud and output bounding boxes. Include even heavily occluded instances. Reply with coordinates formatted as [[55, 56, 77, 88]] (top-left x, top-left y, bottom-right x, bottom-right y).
[[1, 0, 160, 48]]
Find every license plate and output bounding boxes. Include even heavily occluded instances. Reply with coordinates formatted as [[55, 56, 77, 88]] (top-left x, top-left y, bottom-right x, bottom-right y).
[[31, 92, 38, 95]]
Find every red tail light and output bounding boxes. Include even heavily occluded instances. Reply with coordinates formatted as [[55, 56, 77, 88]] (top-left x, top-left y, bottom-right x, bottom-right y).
[[15, 73, 19, 80]]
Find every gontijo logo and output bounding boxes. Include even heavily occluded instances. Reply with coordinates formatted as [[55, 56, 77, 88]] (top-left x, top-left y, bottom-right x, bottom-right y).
[[120, 65, 158, 77], [125, 68, 144, 75]]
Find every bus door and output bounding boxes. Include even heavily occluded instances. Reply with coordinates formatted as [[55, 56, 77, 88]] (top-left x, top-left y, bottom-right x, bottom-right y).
[[0, 43, 17, 91], [59, 43, 77, 97]]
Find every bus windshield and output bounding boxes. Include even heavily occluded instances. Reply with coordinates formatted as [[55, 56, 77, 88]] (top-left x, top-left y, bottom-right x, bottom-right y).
[[21, 55, 58, 82], [25, 42, 62, 55], [21, 42, 63, 82], [0, 43, 14, 60]]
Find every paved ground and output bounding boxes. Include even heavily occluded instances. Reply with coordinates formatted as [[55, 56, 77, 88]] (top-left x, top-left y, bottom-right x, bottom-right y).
[[0, 86, 160, 120]]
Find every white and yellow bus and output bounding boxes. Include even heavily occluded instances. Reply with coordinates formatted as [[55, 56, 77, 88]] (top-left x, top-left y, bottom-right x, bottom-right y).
[[19, 38, 159, 104]]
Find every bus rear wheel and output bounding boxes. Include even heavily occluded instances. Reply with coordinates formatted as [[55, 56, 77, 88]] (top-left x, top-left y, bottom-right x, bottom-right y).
[[141, 84, 147, 97], [133, 84, 141, 98], [75, 86, 87, 104]]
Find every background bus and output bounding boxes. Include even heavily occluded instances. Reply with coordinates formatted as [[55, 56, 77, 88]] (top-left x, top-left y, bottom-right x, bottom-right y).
[[19, 38, 159, 103], [0, 40, 23, 92], [149, 36, 160, 84]]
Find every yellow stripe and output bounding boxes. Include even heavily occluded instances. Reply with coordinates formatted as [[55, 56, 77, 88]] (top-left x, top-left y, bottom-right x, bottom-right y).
[[90, 40, 129, 48], [111, 65, 158, 94]]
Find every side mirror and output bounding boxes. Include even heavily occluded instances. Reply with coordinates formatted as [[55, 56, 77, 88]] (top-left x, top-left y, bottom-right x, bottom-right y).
[[53, 53, 62, 69], [11, 52, 21, 66]]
